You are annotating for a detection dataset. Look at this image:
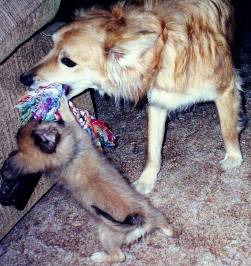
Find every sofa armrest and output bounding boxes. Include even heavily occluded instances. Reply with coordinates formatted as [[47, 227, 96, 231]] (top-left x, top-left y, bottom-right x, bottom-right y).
[[0, 0, 61, 63]]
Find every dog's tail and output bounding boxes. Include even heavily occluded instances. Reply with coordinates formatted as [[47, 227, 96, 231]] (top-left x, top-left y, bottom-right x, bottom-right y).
[[91, 205, 144, 227]]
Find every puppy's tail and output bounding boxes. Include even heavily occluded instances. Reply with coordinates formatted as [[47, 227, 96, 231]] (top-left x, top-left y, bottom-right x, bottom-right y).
[[91, 205, 144, 227]]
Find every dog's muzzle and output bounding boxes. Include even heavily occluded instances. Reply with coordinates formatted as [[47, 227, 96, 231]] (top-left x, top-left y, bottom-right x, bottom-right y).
[[20, 71, 34, 86]]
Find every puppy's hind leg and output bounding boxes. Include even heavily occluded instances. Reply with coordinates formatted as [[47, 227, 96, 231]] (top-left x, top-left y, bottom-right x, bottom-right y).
[[133, 105, 167, 194], [215, 82, 243, 170], [125, 226, 148, 245], [91, 223, 126, 263], [125, 213, 173, 245], [155, 213, 173, 237]]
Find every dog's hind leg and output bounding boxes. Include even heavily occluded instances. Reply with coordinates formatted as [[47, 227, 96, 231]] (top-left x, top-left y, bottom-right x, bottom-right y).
[[215, 81, 243, 170], [133, 105, 167, 194], [91, 223, 126, 263]]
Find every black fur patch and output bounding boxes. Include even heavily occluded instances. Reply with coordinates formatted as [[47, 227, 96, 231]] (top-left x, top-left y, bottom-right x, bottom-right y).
[[32, 129, 60, 154], [91, 205, 144, 226], [123, 213, 145, 226]]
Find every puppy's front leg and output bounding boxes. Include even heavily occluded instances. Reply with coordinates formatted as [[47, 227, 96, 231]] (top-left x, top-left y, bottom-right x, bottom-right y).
[[133, 105, 167, 194]]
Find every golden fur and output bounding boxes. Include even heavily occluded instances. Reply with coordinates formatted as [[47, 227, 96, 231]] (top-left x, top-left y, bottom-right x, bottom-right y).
[[21, 0, 244, 194], [1, 99, 173, 263]]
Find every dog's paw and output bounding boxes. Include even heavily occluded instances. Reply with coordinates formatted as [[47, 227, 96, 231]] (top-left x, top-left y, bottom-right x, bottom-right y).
[[220, 154, 243, 170], [133, 175, 157, 194], [133, 179, 155, 194], [133, 166, 158, 194], [90, 251, 125, 263]]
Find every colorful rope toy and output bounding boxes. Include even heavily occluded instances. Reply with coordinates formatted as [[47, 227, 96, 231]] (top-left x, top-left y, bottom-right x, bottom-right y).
[[16, 83, 116, 148]]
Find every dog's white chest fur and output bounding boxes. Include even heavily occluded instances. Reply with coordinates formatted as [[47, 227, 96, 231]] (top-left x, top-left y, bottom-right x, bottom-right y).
[[148, 85, 218, 111]]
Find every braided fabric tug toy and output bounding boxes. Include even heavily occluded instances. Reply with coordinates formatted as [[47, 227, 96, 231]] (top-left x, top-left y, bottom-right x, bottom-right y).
[[16, 83, 116, 148]]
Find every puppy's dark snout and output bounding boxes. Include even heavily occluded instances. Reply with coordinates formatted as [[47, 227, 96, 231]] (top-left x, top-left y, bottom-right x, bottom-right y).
[[20, 71, 34, 86], [1, 161, 12, 179], [1, 152, 20, 180]]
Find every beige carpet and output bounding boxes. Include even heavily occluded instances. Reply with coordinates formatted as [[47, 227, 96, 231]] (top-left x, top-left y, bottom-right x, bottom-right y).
[[0, 92, 250, 265]]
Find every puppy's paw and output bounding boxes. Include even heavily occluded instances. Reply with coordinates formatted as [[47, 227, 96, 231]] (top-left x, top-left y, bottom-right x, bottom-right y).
[[161, 226, 174, 237], [90, 251, 125, 263], [90, 251, 107, 263], [220, 154, 243, 170]]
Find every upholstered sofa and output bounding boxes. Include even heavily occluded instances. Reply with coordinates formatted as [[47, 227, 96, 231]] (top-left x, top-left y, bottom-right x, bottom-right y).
[[0, 0, 94, 240]]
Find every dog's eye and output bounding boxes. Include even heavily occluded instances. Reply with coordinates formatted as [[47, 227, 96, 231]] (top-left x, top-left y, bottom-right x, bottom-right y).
[[61, 57, 77, 68]]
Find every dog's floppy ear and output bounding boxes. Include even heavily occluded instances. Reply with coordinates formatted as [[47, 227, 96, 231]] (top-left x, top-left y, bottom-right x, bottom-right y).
[[32, 126, 60, 154], [105, 31, 159, 65]]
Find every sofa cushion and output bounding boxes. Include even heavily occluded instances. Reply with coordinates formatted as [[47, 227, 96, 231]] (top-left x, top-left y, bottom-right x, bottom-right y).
[[0, 0, 61, 63]]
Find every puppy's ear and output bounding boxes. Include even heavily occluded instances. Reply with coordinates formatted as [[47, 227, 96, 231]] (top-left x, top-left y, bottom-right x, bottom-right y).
[[32, 126, 60, 154]]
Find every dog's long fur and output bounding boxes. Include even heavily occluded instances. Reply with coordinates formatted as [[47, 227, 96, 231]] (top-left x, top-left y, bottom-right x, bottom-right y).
[[1, 99, 173, 263], [21, 0, 245, 194]]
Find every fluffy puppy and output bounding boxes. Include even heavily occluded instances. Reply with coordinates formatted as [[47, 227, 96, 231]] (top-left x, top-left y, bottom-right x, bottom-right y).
[[1, 99, 173, 263]]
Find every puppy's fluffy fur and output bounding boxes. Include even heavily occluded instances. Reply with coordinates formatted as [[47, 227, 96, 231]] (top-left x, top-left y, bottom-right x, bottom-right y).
[[1, 100, 173, 263], [21, 0, 244, 194]]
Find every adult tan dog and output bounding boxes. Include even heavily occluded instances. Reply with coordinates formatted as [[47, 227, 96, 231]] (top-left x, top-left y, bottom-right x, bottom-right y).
[[20, 0, 244, 194]]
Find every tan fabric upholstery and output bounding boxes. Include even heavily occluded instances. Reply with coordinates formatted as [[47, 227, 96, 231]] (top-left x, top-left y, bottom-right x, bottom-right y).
[[0, 0, 61, 63]]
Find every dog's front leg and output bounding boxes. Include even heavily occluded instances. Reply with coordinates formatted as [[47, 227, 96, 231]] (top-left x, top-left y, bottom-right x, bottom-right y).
[[133, 105, 167, 194], [58, 96, 76, 122]]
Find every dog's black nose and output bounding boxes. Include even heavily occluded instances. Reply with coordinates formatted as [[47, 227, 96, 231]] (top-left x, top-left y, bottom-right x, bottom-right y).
[[20, 72, 34, 86]]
